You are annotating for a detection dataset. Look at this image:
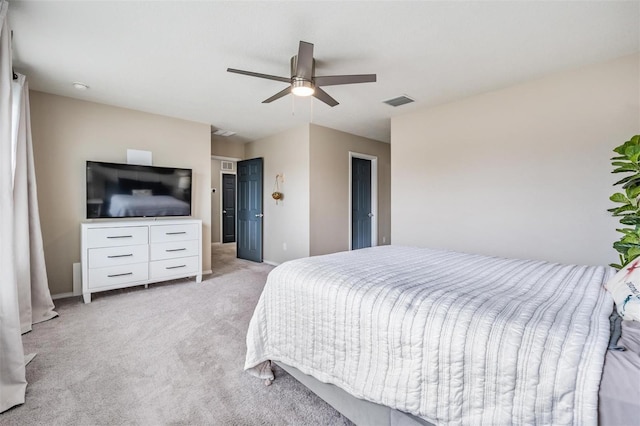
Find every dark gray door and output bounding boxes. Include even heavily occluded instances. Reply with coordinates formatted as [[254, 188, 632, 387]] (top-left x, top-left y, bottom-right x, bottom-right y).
[[237, 158, 263, 262], [352, 157, 372, 250], [222, 173, 236, 243]]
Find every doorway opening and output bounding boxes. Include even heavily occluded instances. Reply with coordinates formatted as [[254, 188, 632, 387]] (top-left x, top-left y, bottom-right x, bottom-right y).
[[349, 152, 377, 250], [221, 173, 236, 243]]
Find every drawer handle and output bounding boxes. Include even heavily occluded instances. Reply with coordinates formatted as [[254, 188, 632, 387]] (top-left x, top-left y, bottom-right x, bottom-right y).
[[166, 264, 186, 270], [107, 272, 133, 278], [107, 235, 133, 239], [166, 248, 186, 252], [107, 254, 133, 258], [166, 231, 187, 235]]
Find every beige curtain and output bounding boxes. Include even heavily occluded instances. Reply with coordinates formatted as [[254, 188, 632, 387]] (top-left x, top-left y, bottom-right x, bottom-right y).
[[12, 74, 57, 333], [0, 0, 57, 413], [0, 0, 27, 413]]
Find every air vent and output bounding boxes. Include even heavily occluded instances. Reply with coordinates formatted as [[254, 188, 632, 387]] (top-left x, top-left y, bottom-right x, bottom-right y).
[[383, 95, 415, 107], [213, 129, 236, 137], [221, 161, 234, 171]]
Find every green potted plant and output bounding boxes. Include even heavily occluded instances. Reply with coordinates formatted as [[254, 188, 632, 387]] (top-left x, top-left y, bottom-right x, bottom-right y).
[[609, 134, 640, 269]]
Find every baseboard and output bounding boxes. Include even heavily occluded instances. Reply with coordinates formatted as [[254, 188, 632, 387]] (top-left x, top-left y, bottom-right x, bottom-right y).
[[263, 260, 280, 267], [52, 292, 79, 300], [202, 269, 213, 275]]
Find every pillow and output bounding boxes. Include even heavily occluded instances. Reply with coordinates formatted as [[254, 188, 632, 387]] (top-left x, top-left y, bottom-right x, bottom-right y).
[[606, 260, 640, 322], [118, 178, 169, 195], [132, 189, 152, 196]]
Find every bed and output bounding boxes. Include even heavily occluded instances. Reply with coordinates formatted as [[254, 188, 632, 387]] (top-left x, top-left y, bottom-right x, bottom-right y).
[[245, 245, 632, 425], [599, 318, 640, 425], [108, 194, 190, 217]]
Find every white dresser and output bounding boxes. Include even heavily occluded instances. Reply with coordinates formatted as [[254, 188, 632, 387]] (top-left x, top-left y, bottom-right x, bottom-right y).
[[81, 219, 202, 303]]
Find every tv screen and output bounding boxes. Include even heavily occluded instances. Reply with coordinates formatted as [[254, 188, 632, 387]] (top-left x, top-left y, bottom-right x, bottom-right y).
[[86, 161, 192, 219]]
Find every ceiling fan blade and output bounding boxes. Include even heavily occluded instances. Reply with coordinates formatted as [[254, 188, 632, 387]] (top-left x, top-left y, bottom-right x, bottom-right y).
[[313, 87, 339, 107], [296, 41, 314, 79], [227, 68, 290, 83], [314, 74, 377, 87], [262, 86, 292, 103]]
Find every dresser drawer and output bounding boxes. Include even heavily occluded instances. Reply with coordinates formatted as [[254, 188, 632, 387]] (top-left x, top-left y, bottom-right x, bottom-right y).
[[150, 223, 198, 243], [87, 262, 148, 289], [86, 226, 148, 248], [150, 239, 199, 261], [150, 256, 199, 280], [88, 244, 149, 269]]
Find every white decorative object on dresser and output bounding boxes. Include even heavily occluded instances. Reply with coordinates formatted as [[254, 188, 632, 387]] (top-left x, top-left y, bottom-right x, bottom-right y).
[[81, 219, 202, 303]]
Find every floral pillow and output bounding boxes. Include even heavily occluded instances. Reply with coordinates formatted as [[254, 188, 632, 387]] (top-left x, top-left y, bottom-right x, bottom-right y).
[[606, 259, 640, 321]]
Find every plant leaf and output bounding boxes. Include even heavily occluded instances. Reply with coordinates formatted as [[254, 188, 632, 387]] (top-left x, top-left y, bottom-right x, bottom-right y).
[[613, 164, 639, 173], [626, 185, 640, 199], [610, 205, 636, 215], [620, 216, 640, 225], [610, 193, 629, 203], [613, 241, 640, 256], [621, 175, 640, 188], [613, 242, 633, 255], [614, 175, 636, 186], [614, 142, 632, 155], [616, 228, 636, 235], [621, 234, 640, 244], [628, 246, 640, 261], [631, 135, 640, 144], [615, 140, 638, 156], [626, 145, 640, 162]]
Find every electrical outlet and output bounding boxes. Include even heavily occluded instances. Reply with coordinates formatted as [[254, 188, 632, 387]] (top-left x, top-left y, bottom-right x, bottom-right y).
[[382, 236, 386, 244], [283, 242, 287, 251]]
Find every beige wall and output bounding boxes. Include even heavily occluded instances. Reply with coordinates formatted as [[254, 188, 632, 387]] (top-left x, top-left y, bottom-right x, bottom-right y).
[[30, 91, 212, 295], [309, 124, 391, 256], [391, 54, 640, 266], [245, 125, 310, 264], [212, 135, 244, 159]]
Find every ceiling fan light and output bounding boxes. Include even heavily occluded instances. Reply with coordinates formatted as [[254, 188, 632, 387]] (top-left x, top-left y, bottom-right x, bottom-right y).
[[291, 79, 314, 97]]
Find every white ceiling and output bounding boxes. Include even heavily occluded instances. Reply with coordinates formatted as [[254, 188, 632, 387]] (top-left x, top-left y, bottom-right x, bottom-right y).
[[7, 1, 640, 144]]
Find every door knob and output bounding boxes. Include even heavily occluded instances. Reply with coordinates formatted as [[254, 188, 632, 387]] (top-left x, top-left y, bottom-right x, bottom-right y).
[[368, 213, 374, 218], [255, 213, 264, 218], [223, 210, 227, 214]]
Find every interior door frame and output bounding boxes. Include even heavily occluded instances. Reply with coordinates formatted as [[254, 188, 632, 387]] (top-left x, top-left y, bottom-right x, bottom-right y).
[[348, 152, 378, 250], [220, 171, 237, 243], [211, 155, 241, 244]]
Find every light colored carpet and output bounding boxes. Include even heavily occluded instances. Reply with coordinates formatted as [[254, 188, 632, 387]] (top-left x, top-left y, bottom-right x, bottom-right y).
[[1, 244, 352, 425]]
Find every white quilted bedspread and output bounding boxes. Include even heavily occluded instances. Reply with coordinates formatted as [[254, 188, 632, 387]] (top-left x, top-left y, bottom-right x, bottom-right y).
[[245, 246, 614, 425]]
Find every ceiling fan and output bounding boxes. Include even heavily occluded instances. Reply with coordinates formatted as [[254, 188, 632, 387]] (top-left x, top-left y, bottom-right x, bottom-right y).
[[227, 41, 376, 107]]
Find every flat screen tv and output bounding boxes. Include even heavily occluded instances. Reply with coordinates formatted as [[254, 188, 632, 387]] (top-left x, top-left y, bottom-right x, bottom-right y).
[[86, 161, 192, 219]]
